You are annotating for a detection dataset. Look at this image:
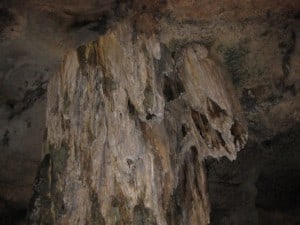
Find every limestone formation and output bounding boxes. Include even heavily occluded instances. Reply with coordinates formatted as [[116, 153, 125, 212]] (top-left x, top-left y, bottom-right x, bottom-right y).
[[0, 1, 299, 225], [26, 18, 248, 225]]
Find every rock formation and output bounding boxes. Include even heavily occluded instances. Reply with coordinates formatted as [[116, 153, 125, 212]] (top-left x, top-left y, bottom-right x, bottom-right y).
[[32, 18, 247, 224], [0, 1, 299, 225]]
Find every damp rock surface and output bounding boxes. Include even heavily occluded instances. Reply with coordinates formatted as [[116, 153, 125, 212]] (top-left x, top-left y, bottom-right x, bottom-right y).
[[35, 18, 246, 225], [0, 1, 299, 225]]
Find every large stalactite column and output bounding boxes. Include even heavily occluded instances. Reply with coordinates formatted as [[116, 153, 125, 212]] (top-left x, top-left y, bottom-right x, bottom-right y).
[[29, 20, 247, 225]]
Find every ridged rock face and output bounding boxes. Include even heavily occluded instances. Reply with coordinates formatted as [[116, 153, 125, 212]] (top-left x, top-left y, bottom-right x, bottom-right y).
[[29, 20, 247, 225]]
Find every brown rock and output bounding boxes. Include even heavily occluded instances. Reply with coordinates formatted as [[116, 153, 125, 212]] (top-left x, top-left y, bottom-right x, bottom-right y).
[[29, 17, 247, 225]]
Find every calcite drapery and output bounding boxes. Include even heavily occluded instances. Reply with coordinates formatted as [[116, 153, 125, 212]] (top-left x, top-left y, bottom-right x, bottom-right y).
[[30, 20, 247, 225]]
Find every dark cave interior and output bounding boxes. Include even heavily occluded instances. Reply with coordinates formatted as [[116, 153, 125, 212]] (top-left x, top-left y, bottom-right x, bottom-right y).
[[207, 125, 300, 225]]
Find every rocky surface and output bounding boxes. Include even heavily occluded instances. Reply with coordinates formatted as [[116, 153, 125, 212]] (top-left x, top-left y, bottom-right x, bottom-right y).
[[34, 20, 246, 225], [0, 0, 299, 225], [0, 1, 120, 223]]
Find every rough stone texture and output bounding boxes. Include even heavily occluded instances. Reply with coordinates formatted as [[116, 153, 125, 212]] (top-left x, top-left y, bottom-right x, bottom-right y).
[[0, 1, 299, 225], [33, 19, 246, 225], [205, 8, 300, 225], [0, 1, 122, 223]]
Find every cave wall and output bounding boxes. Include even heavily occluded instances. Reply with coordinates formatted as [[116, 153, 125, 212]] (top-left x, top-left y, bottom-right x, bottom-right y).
[[207, 125, 300, 225], [0, 52, 49, 225], [206, 11, 300, 225], [0, 1, 299, 225]]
